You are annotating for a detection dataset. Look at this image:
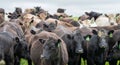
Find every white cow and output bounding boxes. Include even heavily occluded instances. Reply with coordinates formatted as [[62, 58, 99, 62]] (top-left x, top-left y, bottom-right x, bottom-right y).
[[95, 14, 117, 26]]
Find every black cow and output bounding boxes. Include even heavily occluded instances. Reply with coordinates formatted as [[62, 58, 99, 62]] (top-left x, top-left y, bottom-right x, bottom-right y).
[[8, 7, 22, 19], [0, 32, 15, 65], [62, 28, 83, 65], [0, 22, 32, 65], [106, 30, 120, 65], [57, 8, 66, 13], [81, 29, 108, 65], [85, 11, 102, 20]]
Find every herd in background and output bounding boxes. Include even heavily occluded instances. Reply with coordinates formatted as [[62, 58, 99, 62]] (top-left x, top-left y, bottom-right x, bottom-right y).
[[0, 6, 120, 65]]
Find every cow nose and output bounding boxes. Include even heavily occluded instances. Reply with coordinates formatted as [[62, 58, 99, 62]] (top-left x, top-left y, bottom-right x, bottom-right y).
[[101, 45, 106, 48], [76, 49, 83, 53], [41, 54, 45, 59]]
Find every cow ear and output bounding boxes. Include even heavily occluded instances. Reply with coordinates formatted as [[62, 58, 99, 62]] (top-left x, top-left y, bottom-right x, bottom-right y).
[[108, 30, 114, 38], [56, 39, 61, 47], [15, 37, 20, 43], [30, 19, 34, 25], [39, 39, 46, 44], [92, 30, 98, 35], [85, 12, 89, 15], [84, 35, 91, 41], [19, 22, 23, 25], [67, 34, 73, 39]]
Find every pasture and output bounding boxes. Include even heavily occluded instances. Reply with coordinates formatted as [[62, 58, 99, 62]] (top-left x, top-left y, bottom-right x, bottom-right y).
[[20, 58, 120, 65]]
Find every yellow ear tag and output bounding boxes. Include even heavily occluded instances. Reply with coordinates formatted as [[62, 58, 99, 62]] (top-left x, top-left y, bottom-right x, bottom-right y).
[[109, 33, 113, 38], [86, 36, 90, 41]]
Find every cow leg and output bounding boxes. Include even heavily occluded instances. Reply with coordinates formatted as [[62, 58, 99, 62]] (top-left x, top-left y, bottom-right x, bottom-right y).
[[75, 55, 81, 65], [68, 55, 81, 65], [87, 57, 94, 65], [95, 54, 106, 65], [14, 56, 20, 65], [4, 55, 14, 65], [68, 60, 73, 65], [109, 59, 117, 65], [27, 58, 32, 65]]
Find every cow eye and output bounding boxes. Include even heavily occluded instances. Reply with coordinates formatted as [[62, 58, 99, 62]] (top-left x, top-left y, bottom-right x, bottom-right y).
[[49, 46, 55, 50]]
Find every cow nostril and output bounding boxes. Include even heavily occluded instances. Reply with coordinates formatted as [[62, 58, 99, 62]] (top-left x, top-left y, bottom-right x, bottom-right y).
[[76, 49, 83, 53], [100, 45, 106, 48]]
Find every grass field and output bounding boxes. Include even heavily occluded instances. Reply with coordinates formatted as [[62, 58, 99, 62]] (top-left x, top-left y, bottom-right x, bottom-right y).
[[20, 58, 120, 65]]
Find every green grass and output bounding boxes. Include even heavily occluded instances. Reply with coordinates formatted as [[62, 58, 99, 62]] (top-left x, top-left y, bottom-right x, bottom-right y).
[[20, 59, 28, 65], [20, 58, 120, 65], [71, 17, 79, 21], [20, 58, 34, 65]]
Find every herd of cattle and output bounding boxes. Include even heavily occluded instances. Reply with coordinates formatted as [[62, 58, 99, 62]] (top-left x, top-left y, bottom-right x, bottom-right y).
[[0, 7, 120, 65]]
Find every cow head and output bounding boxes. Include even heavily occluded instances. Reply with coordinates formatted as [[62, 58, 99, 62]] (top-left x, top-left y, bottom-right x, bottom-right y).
[[14, 37, 30, 59], [40, 37, 62, 60], [93, 29, 108, 49], [15, 7, 22, 15], [62, 29, 83, 54], [43, 20, 57, 32], [72, 29, 84, 53], [57, 8, 66, 13]]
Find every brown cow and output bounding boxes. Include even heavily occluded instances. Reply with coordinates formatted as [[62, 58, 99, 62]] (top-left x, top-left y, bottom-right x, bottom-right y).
[[30, 31, 68, 65]]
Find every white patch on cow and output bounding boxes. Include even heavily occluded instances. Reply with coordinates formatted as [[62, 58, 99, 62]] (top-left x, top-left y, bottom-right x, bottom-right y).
[[95, 15, 111, 26], [108, 14, 118, 25], [79, 18, 97, 28]]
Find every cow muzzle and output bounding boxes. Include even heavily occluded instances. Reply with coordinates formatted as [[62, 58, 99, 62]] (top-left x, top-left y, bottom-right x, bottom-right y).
[[76, 49, 83, 54], [41, 54, 44, 59]]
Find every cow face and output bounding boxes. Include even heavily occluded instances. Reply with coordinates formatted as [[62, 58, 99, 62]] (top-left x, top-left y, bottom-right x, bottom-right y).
[[97, 30, 108, 48], [14, 37, 30, 59], [91, 30, 108, 49], [40, 37, 61, 60], [43, 21, 57, 32], [73, 29, 84, 53], [98, 36, 108, 49]]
